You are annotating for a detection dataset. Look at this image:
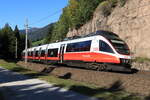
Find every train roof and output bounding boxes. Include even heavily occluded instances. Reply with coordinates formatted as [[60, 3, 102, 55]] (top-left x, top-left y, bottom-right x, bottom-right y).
[[24, 30, 120, 52], [87, 30, 119, 39], [63, 30, 119, 41]]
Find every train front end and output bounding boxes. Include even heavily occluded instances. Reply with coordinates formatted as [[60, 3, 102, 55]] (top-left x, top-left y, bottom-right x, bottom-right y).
[[109, 38, 132, 72], [95, 30, 132, 72]]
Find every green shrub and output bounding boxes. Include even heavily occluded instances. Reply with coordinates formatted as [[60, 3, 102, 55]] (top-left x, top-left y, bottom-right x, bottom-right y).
[[100, 0, 127, 17], [101, 1, 111, 17], [46, 0, 104, 42], [100, 0, 118, 17], [119, 0, 127, 7], [133, 57, 150, 63], [46, 0, 127, 42], [110, 0, 118, 7]]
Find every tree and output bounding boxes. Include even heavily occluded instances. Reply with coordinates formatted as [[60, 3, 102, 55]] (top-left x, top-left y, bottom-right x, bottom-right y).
[[14, 25, 21, 40], [45, 23, 55, 43], [14, 25, 22, 58], [0, 30, 3, 57], [0, 24, 14, 58], [45, 0, 104, 43], [0, 24, 30, 59], [67, 0, 79, 29]]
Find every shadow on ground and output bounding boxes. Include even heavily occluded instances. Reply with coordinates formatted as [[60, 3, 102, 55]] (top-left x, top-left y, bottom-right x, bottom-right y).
[[41, 67, 56, 73], [0, 67, 47, 84], [0, 82, 98, 100], [0, 80, 126, 100], [0, 66, 144, 100], [68, 80, 142, 100], [0, 68, 29, 83], [0, 60, 144, 100], [11, 67, 29, 72], [145, 95, 150, 100], [3, 59, 19, 63], [69, 80, 124, 98], [59, 72, 72, 79]]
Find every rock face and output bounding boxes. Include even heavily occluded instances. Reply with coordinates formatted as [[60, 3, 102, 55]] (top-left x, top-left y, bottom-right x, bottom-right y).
[[67, 0, 150, 58]]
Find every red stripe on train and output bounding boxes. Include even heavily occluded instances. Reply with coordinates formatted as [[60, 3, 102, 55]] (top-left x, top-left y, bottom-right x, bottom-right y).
[[64, 52, 120, 63], [23, 52, 120, 63]]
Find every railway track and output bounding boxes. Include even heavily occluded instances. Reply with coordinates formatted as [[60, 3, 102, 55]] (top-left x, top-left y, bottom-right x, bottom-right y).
[[17, 61, 150, 96]]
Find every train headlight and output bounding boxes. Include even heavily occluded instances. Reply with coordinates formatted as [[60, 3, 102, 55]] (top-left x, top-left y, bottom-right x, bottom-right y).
[[120, 58, 131, 64]]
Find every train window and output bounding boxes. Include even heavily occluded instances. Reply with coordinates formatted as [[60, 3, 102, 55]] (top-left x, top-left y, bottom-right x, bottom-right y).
[[31, 51, 33, 56], [27, 52, 29, 56], [99, 40, 114, 53], [33, 49, 36, 56], [28, 52, 30, 56], [110, 39, 130, 55], [22, 52, 25, 56], [66, 40, 92, 52], [39, 48, 42, 56], [48, 48, 58, 57], [29, 52, 31, 56], [41, 50, 45, 57], [35, 51, 39, 57]]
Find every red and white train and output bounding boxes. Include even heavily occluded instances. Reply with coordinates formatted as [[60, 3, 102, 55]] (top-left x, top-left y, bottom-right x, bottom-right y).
[[22, 30, 132, 72]]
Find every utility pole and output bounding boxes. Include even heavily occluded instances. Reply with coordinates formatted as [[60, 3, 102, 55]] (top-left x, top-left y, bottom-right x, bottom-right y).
[[25, 19, 28, 63], [15, 38, 17, 59]]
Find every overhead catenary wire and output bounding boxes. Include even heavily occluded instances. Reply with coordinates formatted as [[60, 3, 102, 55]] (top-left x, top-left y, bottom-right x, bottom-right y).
[[25, 2, 150, 34], [27, 1, 150, 26], [29, 9, 62, 26], [22, 8, 63, 37], [30, 1, 150, 27]]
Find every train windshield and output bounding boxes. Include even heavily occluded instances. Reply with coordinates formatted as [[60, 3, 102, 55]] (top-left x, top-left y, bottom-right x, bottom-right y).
[[110, 39, 130, 55]]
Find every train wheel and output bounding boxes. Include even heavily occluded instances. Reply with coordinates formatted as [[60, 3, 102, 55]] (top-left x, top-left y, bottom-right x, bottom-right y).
[[97, 64, 107, 71], [86, 63, 98, 70]]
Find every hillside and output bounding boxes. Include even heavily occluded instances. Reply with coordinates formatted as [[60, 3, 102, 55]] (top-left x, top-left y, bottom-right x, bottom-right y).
[[20, 23, 54, 42], [21, 0, 150, 58], [67, 0, 150, 58]]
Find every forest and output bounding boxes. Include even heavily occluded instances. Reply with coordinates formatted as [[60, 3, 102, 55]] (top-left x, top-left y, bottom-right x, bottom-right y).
[[0, 24, 29, 59], [45, 0, 104, 43], [44, 0, 127, 43]]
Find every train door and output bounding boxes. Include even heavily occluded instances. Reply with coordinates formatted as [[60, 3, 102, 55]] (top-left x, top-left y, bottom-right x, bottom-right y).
[[45, 45, 49, 63], [33, 49, 36, 60], [59, 44, 65, 63], [39, 48, 42, 60]]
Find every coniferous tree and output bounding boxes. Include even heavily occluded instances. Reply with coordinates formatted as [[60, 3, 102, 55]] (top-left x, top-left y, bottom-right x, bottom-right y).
[[1, 24, 11, 58], [0, 30, 3, 58], [7, 24, 16, 58], [14, 25, 22, 58], [45, 23, 54, 43], [0, 24, 28, 59], [48, 0, 104, 42], [14, 25, 21, 40]]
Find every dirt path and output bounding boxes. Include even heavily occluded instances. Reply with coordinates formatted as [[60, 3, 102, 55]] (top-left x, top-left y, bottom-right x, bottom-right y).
[[0, 67, 98, 100]]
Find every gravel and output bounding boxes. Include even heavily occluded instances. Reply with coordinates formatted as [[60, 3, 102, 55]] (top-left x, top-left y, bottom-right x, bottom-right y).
[[132, 61, 150, 71], [17, 61, 150, 96]]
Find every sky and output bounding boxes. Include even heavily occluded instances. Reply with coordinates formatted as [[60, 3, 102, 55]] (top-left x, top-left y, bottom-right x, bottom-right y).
[[0, 0, 68, 30]]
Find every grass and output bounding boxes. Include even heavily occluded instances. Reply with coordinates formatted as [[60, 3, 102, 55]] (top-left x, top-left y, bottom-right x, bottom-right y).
[[0, 59, 145, 100], [32, 39, 45, 46], [133, 57, 150, 63]]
